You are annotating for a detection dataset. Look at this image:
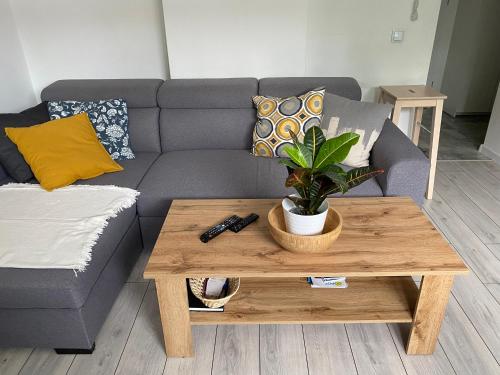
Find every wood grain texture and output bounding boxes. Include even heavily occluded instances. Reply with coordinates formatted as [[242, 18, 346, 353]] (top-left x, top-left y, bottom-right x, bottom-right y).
[[19, 349, 74, 375], [389, 324, 455, 375], [437, 297, 500, 375], [380, 85, 447, 100], [68, 283, 147, 375], [163, 326, 216, 375], [259, 325, 308, 375], [444, 171, 500, 224], [426, 100, 444, 199], [155, 277, 193, 357], [424, 192, 500, 283], [407, 275, 454, 354], [190, 277, 418, 325], [486, 283, 500, 304], [434, 171, 500, 244], [457, 160, 500, 199], [303, 325, 357, 375], [451, 273, 500, 362], [347, 324, 406, 375], [115, 283, 166, 375], [391, 102, 403, 127], [267, 205, 342, 253], [144, 198, 467, 278], [412, 106, 423, 145], [0, 348, 32, 375], [212, 325, 259, 375]]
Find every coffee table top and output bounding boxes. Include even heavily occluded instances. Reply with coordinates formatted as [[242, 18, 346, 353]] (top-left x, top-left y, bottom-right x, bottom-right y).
[[144, 198, 468, 279]]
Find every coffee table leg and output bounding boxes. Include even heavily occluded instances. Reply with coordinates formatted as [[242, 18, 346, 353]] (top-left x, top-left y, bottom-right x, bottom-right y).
[[406, 275, 454, 355], [155, 276, 193, 357]]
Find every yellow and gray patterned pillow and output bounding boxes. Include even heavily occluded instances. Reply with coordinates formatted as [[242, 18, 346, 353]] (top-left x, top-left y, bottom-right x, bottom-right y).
[[252, 88, 326, 157]]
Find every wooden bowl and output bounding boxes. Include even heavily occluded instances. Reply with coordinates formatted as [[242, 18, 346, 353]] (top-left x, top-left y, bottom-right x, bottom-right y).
[[267, 204, 343, 253]]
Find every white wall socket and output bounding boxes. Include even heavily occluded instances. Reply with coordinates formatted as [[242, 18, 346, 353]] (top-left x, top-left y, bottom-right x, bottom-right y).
[[391, 30, 405, 42]]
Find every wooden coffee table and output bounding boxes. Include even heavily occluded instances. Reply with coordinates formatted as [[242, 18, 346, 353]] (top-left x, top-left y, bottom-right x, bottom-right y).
[[144, 198, 468, 357]]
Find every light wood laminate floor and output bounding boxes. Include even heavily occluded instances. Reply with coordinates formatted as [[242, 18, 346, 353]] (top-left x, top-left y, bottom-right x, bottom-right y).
[[2, 161, 500, 375]]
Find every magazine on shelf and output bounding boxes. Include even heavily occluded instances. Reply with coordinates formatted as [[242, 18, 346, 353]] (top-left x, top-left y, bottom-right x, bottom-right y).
[[307, 277, 348, 288]]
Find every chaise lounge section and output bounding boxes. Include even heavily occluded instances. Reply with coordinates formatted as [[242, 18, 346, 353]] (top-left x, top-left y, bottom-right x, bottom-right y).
[[0, 77, 429, 351]]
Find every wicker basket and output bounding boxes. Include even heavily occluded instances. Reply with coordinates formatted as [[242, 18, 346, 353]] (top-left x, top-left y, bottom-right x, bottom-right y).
[[189, 278, 240, 308]]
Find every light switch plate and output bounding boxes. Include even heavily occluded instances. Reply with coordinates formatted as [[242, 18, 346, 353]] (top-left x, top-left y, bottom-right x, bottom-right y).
[[391, 30, 404, 42]]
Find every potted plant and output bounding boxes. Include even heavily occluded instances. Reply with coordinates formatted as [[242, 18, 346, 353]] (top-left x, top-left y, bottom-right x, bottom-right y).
[[279, 126, 383, 235]]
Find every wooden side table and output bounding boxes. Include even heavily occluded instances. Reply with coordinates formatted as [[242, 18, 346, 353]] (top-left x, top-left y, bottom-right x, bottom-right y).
[[379, 85, 447, 200]]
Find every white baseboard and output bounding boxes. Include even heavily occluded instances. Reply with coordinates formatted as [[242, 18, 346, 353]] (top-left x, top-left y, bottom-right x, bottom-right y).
[[479, 144, 500, 164]]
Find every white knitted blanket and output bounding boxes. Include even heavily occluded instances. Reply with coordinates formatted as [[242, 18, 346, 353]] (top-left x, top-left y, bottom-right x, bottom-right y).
[[0, 184, 139, 272]]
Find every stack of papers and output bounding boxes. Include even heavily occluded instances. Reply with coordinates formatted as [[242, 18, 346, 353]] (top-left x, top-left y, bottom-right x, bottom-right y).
[[307, 277, 348, 288]]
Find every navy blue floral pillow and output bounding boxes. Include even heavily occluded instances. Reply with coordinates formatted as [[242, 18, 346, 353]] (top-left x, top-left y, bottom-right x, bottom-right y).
[[47, 99, 135, 160]]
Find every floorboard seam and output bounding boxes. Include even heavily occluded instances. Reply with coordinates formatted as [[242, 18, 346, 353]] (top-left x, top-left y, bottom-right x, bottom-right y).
[[385, 324, 409, 375], [449, 293, 500, 367], [300, 325, 310, 375], [113, 283, 149, 375], [437, 340, 458, 375], [210, 325, 218, 375], [15, 348, 34, 375], [343, 324, 359, 375]]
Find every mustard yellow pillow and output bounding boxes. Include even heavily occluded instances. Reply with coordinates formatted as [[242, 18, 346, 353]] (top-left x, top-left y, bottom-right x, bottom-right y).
[[5, 113, 123, 191]]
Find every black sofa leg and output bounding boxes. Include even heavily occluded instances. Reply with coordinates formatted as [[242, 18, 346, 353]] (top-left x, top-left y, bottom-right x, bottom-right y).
[[54, 342, 95, 355]]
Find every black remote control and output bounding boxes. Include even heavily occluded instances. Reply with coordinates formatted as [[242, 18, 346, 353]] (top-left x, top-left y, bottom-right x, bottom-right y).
[[228, 213, 259, 233], [200, 215, 241, 243]]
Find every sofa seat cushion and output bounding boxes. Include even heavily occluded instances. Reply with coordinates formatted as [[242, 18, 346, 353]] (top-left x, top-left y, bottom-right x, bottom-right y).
[[0, 205, 136, 309], [75, 152, 159, 189], [137, 150, 383, 217], [138, 150, 259, 217]]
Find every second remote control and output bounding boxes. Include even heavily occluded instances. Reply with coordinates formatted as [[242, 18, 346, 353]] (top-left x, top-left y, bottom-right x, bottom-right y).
[[200, 215, 241, 243], [229, 213, 259, 233]]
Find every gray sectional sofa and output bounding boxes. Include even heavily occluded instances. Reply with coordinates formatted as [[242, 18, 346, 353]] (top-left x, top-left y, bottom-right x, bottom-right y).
[[0, 77, 429, 352]]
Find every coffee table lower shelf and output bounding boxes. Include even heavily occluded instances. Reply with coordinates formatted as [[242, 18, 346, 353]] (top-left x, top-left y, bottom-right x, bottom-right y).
[[190, 276, 418, 325], [154, 274, 456, 357]]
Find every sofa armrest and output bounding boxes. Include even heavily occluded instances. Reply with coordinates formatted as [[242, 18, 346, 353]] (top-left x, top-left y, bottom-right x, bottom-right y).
[[370, 119, 430, 206]]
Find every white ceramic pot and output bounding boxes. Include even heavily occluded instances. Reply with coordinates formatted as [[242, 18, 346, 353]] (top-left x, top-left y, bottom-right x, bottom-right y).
[[282, 197, 329, 236]]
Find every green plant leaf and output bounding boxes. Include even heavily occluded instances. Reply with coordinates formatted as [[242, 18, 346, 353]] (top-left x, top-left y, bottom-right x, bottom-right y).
[[285, 195, 309, 209], [283, 146, 309, 168], [324, 166, 384, 195], [303, 126, 325, 158], [344, 166, 384, 189], [279, 158, 300, 170], [289, 129, 313, 168], [323, 172, 348, 193], [313, 132, 360, 170], [316, 164, 346, 175]]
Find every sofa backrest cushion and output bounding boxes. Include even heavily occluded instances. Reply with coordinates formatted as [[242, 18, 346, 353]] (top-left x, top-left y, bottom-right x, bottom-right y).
[[158, 78, 258, 151], [41, 79, 163, 153], [259, 77, 362, 101]]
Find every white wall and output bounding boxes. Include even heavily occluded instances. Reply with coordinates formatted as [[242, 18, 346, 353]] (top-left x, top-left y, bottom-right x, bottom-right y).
[[10, 0, 170, 98], [163, 0, 441, 135], [480, 85, 500, 164], [0, 0, 35, 112], [163, 0, 440, 100]]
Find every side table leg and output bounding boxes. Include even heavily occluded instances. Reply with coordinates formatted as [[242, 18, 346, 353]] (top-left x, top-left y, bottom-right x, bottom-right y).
[[411, 107, 423, 146], [391, 102, 403, 127], [406, 275, 454, 355], [155, 277, 193, 357], [426, 100, 443, 200]]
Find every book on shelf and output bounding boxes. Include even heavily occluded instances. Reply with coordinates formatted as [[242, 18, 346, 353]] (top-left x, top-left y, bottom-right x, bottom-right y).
[[307, 277, 348, 288]]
